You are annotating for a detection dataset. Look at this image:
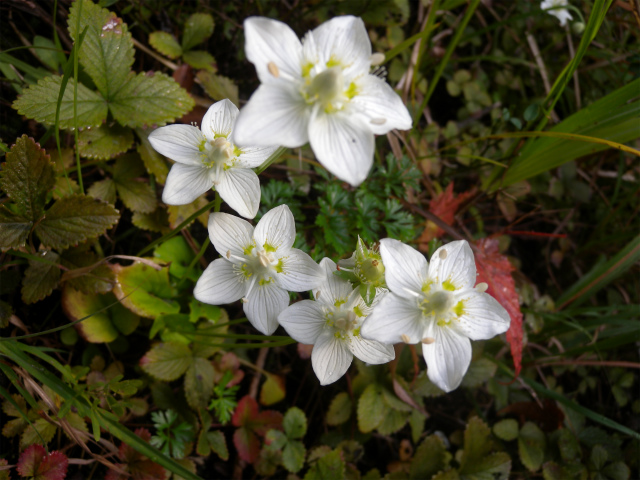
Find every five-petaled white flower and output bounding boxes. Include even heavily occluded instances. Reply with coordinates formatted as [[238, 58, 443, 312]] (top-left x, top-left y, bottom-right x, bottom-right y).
[[360, 239, 510, 392], [148, 99, 278, 218], [278, 258, 395, 385], [233, 16, 412, 187], [194, 205, 325, 335], [540, 0, 573, 26]]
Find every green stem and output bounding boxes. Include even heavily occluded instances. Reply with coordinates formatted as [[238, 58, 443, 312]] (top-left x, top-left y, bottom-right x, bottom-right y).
[[73, 0, 83, 194]]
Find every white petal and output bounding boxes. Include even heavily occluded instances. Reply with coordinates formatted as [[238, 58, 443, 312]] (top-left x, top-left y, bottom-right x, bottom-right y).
[[235, 145, 280, 169], [311, 331, 353, 385], [311, 16, 371, 80], [359, 292, 424, 344], [422, 324, 471, 392], [244, 17, 303, 84], [348, 336, 395, 365], [254, 204, 296, 251], [428, 240, 476, 290], [308, 109, 374, 187], [453, 291, 511, 341], [193, 259, 245, 305], [200, 99, 239, 142], [379, 238, 428, 299], [233, 83, 310, 148], [207, 212, 254, 259], [216, 168, 261, 219], [313, 258, 352, 307], [352, 75, 412, 134], [148, 125, 206, 166], [244, 282, 289, 335], [275, 249, 325, 292], [277, 300, 326, 344], [162, 163, 212, 205]]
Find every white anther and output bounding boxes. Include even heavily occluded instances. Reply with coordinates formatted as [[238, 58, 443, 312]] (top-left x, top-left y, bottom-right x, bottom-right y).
[[370, 118, 387, 125], [316, 290, 321, 299], [370, 52, 385, 66], [421, 337, 436, 344], [439, 249, 448, 259], [241, 297, 248, 304], [267, 62, 280, 78], [401, 334, 411, 343], [475, 282, 488, 293], [213, 137, 227, 147], [223, 148, 233, 159], [226, 250, 231, 259]]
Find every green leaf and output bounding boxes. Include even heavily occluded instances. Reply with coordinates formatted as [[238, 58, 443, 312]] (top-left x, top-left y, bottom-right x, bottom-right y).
[[0, 300, 12, 328], [132, 208, 170, 233], [410, 434, 449, 480], [556, 429, 580, 461], [12, 75, 107, 129], [265, 429, 287, 450], [461, 357, 497, 388], [20, 418, 57, 449], [326, 392, 352, 426], [1, 135, 55, 222], [304, 449, 345, 480], [140, 342, 192, 381], [181, 13, 214, 52], [136, 128, 169, 184], [154, 236, 196, 279], [493, 419, 519, 441], [601, 462, 631, 480], [184, 356, 215, 410], [112, 154, 157, 213], [22, 251, 61, 304], [149, 31, 182, 59], [283, 440, 306, 473], [0, 207, 31, 250], [87, 178, 117, 205], [62, 286, 139, 342], [183, 50, 215, 70], [590, 444, 608, 470], [518, 422, 546, 472], [259, 374, 286, 406], [188, 299, 221, 324], [196, 70, 239, 106], [68, 0, 134, 100], [459, 417, 494, 472], [460, 452, 511, 480], [33, 35, 61, 71], [376, 407, 408, 435], [357, 384, 385, 433], [34, 194, 119, 250], [78, 123, 134, 160], [283, 407, 307, 440], [109, 72, 195, 128], [206, 430, 228, 461]]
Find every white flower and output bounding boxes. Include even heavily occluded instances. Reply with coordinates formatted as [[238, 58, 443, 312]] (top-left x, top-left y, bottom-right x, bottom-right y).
[[541, 0, 573, 26], [233, 16, 412, 187], [193, 205, 325, 335], [278, 258, 395, 385], [148, 99, 278, 218], [360, 239, 510, 392]]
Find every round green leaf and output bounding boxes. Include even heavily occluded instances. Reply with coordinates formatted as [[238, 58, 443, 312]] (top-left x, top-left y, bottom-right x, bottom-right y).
[[283, 407, 307, 440]]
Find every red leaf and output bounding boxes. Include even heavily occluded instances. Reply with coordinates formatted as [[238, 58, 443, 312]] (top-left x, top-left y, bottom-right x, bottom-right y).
[[233, 427, 261, 464], [231, 396, 283, 464], [17, 444, 68, 480], [474, 238, 523, 377], [231, 396, 259, 428], [106, 428, 165, 480], [418, 183, 474, 251]]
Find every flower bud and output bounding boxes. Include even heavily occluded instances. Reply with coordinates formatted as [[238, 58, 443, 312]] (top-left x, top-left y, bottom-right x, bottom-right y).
[[360, 257, 385, 284], [572, 22, 585, 34]]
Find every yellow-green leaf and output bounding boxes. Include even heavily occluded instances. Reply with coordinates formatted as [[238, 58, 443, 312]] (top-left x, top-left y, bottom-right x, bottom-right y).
[[181, 13, 214, 52], [149, 31, 183, 59], [140, 341, 192, 381], [78, 123, 134, 160]]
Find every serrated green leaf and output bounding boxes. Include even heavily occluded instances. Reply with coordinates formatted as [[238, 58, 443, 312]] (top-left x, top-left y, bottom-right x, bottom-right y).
[[109, 72, 194, 128], [21, 251, 61, 304], [206, 430, 228, 460], [459, 417, 494, 472], [136, 128, 169, 184], [283, 440, 306, 473], [266, 429, 287, 450], [20, 418, 57, 449], [78, 123, 134, 160], [493, 419, 519, 441], [140, 341, 192, 381], [61, 286, 139, 343], [183, 50, 215, 70], [410, 434, 449, 480], [1, 135, 55, 221], [112, 154, 157, 213], [68, 0, 134, 100], [149, 31, 182, 59], [181, 13, 214, 52], [518, 422, 546, 472], [326, 392, 352, 426], [52, 176, 81, 200], [87, 178, 117, 205], [184, 356, 215, 410], [304, 449, 345, 480], [376, 407, 407, 435], [460, 452, 511, 480], [461, 358, 497, 388], [556, 428, 580, 461], [0, 207, 31, 250], [34, 194, 119, 250], [357, 383, 385, 433], [111, 260, 179, 318], [188, 298, 221, 324], [283, 407, 306, 439], [12, 75, 107, 129], [132, 208, 170, 233], [196, 70, 239, 106]]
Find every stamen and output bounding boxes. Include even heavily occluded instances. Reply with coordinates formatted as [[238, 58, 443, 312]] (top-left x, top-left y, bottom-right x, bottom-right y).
[[439, 249, 448, 259], [316, 290, 321, 299], [370, 52, 385, 66], [370, 118, 386, 125], [267, 62, 280, 78], [421, 337, 436, 344], [402, 287, 421, 298], [475, 282, 488, 293], [401, 334, 411, 343], [241, 297, 248, 303], [226, 250, 231, 259], [213, 137, 227, 147]]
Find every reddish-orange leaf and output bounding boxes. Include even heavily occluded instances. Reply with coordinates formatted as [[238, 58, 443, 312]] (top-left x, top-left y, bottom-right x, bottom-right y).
[[474, 237, 523, 377], [17, 444, 68, 480], [232, 396, 282, 464]]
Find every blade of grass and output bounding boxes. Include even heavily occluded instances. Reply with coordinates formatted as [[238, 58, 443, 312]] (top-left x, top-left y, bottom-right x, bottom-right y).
[[73, 0, 84, 194], [385, 22, 439, 63]]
